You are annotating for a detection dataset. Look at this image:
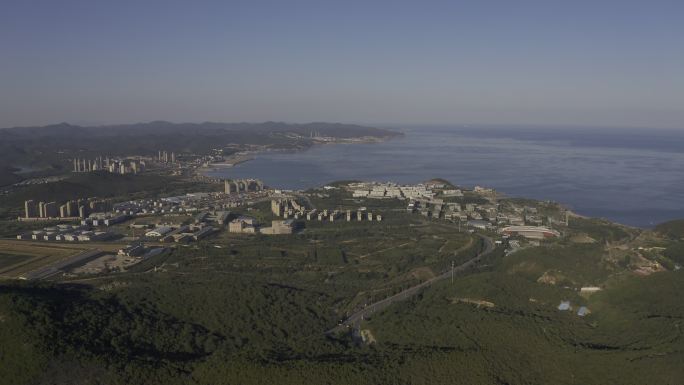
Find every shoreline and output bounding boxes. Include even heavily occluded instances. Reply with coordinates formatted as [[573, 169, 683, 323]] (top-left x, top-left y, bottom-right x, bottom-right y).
[[193, 130, 673, 229], [197, 134, 400, 174]]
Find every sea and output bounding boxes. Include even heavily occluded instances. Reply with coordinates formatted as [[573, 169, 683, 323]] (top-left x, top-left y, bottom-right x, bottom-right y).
[[204, 125, 684, 228]]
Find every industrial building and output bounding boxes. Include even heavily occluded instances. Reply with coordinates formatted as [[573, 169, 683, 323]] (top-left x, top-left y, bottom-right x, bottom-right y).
[[500, 226, 560, 239], [145, 226, 174, 238]]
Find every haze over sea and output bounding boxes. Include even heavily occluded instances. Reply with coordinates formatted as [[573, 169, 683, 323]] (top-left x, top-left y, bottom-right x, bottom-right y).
[[206, 126, 684, 228]]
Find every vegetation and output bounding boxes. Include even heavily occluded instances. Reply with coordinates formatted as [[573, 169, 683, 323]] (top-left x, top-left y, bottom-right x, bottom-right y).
[[567, 216, 635, 243], [501, 243, 614, 286], [365, 270, 684, 385], [1, 192, 683, 384], [663, 242, 684, 265], [0, 121, 399, 187], [655, 219, 684, 239]]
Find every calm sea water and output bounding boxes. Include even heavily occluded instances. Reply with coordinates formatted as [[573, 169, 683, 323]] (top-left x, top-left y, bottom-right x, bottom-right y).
[[205, 126, 684, 228]]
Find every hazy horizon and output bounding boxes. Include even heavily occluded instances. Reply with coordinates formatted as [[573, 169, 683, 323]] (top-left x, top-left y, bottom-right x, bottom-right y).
[[2, 0, 683, 129], [3, 120, 684, 132]]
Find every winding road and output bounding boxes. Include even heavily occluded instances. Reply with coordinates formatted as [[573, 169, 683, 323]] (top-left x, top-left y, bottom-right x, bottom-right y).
[[327, 235, 495, 335]]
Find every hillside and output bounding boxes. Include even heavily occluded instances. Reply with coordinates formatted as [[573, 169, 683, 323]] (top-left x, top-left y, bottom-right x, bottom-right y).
[[1, 207, 683, 384], [0, 121, 401, 187], [655, 219, 684, 239]]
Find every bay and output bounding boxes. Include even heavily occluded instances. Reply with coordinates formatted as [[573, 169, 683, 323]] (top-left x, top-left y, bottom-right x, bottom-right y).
[[205, 126, 684, 228]]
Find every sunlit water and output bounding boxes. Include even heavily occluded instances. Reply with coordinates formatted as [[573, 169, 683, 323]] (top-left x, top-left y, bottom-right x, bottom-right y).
[[205, 126, 684, 228]]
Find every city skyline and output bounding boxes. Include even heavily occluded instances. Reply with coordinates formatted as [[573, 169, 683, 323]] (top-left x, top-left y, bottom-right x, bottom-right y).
[[1, 0, 683, 129]]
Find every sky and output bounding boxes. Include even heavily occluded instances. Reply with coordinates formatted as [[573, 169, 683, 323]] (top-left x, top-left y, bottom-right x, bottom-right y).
[[1, 0, 683, 129]]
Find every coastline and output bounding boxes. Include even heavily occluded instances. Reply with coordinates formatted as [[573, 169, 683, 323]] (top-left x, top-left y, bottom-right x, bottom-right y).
[[197, 133, 401, 175]]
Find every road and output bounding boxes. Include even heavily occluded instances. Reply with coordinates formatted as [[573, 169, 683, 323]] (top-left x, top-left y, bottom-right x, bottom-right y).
[[327, 235, 495, 335]]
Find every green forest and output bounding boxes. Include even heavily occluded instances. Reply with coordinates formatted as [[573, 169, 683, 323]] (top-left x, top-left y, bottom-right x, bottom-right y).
[[1, 213, 683, 384]]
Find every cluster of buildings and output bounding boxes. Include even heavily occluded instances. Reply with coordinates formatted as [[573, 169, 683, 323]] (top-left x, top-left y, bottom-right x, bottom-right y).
[[73, 157, 145, 175], [228, 216, 259, 234], [23, 198, 111, 220], [224, 179, 264, 194], [16, 223, 116, 242], [366, 181, 565, 241], [271, 199, 382, 222], [157, 150, 176, 164], [143, 223, 218, 243], [349, 182, 437, 200], [112, 193, 222, 216], [131, 207, 234, 243], [228, 216, 297, 235], [406, 197, 562, 240], [81, 213, 129, 227]]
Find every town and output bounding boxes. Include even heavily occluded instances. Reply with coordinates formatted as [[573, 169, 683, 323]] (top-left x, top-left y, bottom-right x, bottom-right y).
[[8, 175, 572, 280]]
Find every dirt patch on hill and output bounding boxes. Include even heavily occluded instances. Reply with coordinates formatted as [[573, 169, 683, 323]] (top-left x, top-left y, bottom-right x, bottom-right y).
[[451, 297, 495, 308]]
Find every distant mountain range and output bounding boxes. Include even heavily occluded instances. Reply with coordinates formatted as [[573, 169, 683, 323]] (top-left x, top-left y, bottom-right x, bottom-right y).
[[0, 121, 399, 140], [0, 121, 401, 186]]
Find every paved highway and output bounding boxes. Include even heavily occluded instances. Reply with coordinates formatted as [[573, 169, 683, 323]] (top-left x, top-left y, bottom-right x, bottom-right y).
[[327, 235, 495, 335]]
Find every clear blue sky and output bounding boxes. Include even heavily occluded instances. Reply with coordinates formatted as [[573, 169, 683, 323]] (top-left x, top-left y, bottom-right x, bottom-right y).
[[1, 0, 682, 128]]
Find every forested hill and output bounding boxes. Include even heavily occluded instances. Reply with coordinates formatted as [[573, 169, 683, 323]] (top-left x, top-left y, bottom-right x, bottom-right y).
[[0, 121, 400, 186]]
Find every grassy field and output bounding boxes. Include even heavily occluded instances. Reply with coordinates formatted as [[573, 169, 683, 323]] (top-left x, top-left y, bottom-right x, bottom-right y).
[[0, 253, 34, 271], [0, 240, 125, 278]]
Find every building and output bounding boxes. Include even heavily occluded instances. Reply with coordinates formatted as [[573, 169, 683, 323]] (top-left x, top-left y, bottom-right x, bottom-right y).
[[229, 216, 257, 233], [500, 226, 560, 239], [580, 287, 602, 294], [82, 214, 129, 227], [67, 200, 78, 217], [225, 180, 238, 194], [24, 200, 38, 218], [145, 226, 174, 238], [44, 202, 59, 218], [271, 200, 284, 216], [193, 226, 217, 240], [118, 244, 146, 257], [467, 220, 491, 230], [259, 220, 295, 235], [224, 179, 264, 194], [59, 204, 69, 218]]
